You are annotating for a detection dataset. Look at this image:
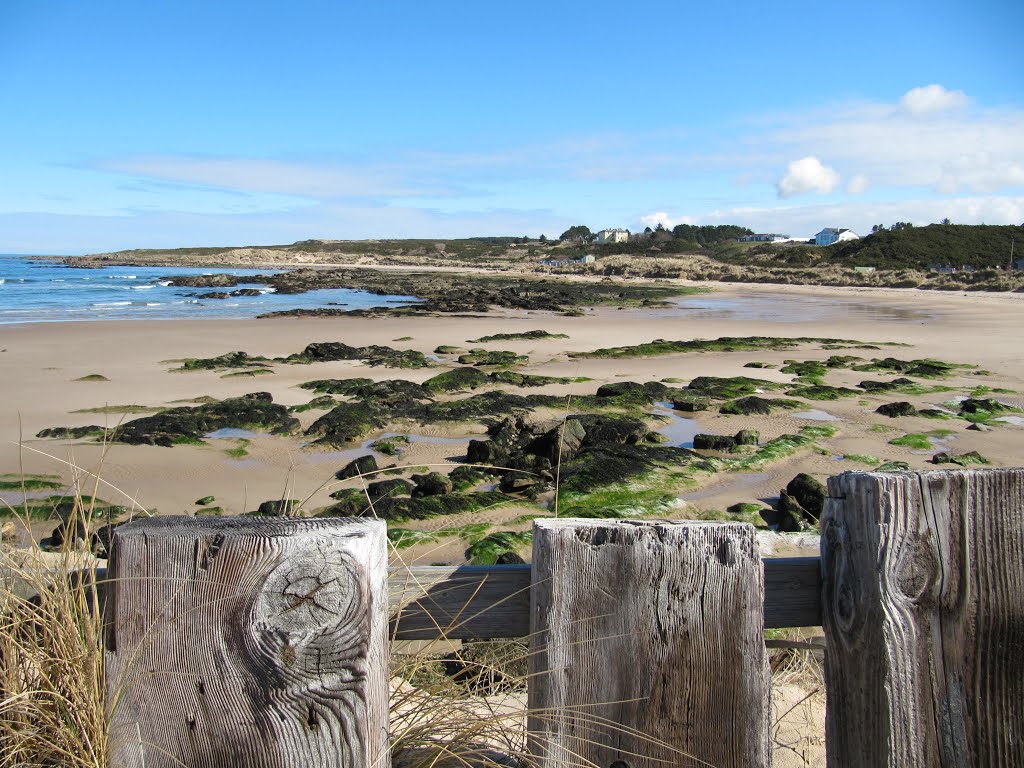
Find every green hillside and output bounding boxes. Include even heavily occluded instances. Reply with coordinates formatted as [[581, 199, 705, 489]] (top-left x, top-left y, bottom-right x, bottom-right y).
[[827, 224, 1022, 270]]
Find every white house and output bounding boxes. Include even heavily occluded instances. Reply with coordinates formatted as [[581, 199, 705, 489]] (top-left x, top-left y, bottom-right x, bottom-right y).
[[815, 228, 860, 246], [737, 233, 789, 243], [595, 228, 630, 244]]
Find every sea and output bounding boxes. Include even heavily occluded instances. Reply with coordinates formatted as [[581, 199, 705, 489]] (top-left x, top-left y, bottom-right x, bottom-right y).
[[0, 254, 420, 324]]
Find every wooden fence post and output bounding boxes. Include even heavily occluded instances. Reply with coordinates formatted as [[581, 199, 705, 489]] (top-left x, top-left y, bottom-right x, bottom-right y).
[[528, 519, 769, 768], [821, 468, 1024, 766], [104, 516, 389, 768]]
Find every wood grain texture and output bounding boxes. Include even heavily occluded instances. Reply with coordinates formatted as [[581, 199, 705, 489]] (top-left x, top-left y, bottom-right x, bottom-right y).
[[105, 516, 388, 768], [527, 519, 770, 768], [821, 468, 1024, 767], [387, 558, 819, 639]]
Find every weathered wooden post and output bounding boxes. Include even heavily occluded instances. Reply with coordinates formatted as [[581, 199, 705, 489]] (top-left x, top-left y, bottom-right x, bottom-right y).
[[821, 468, 1024, 766], [528, 519, 770, 768], [104, 516, 389, 768]]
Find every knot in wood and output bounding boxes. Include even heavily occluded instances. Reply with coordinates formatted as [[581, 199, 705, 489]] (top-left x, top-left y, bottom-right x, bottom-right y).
[[895, 538, 938, 604], [256, 545, 360, 641]]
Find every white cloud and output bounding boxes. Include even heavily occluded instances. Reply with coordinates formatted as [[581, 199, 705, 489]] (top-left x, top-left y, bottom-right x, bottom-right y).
[[900, 84, 969, 115], [846, 174, 869, 195], [639, 211, 697, 229], [776, 157, 841, 198]]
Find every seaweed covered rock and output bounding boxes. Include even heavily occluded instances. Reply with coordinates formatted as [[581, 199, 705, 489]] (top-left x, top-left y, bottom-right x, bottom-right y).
[[255, 499, 299, 516], [176, 350, 272, 371], [423, 367, 491, 392], [318, 490, 515, 522], [686, 376, 780, 400], [693, 434, 737, 451], [858, 377, 917, 393], [876, 401, 918, 418], [71, 392, 301, 447], [456, 349, 529, 367], [594, 381, 671, 405], [465, 531, 533, 566], [959, 398, 1016, 415], [306, 402, 389, 446], [735, 429, 760, 446], [335, 454, 379, 480], [719, 396, 801, 415], [285, 341, 430, 368], [367, 478, 414, 500]]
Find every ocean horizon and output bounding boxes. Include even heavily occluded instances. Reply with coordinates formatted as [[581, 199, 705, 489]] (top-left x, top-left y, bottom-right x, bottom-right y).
[[0, 254, 419, 324]]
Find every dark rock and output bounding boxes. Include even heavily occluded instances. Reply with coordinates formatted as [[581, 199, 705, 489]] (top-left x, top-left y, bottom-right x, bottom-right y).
[[931, 451, 951, 464], [783, 473, 827, 522], [573, 414, 649, 445], [411, 472, 453, 497], [367, 479, 414, 500], [693, 434, 737, 451], [335, 454, 379, 480], [876, 401, 918, 418], [466, 439, 509, 465], [672, 397, 710, 412], [495, 551, 526, 565], [499, 473, 539, 494], [525, 418, 587, 465], [759, 506, 805, 533], [256, 499, 299, 516], [966, 422, 992, 432]]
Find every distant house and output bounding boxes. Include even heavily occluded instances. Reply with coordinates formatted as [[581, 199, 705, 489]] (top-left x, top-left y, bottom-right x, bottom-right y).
[[595, 228, 630, 244], [1014, 258, 1024, 270], [815, 228, 860, 246], [737, 233, 789, 243], [541, 255, 596, 268]]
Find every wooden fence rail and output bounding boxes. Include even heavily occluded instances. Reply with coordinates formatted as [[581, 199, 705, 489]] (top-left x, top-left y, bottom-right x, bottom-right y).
[[97, 468, 1024, 768]]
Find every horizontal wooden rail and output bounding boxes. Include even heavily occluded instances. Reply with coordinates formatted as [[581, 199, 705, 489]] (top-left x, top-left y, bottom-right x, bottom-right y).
[[389, 557, 821, 639], [8, 557, 822, 641]]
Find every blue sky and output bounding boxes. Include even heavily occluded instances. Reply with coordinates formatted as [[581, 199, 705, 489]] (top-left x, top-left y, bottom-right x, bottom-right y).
[[1, 0, 1022, 253]]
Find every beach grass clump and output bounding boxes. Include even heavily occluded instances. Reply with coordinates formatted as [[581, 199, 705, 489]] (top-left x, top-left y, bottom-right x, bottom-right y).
[[71, 404, 163, 415], [456, 349, 529, 367], [221, 368, 274, 378], [371, 435, 410, 456], [784, 384, 861, 401], [0, 473, 64, 492], [729, 434, 815, 470], [842, 453, 882, 465], [798, 425, 838, 439], [888, 433, 934, 450], [468, 329, 568, 342], [224, 438, 250, 458]]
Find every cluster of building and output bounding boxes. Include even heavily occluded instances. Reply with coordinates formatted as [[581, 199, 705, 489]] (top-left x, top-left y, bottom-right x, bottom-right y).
[[737, 228, 862, 246]]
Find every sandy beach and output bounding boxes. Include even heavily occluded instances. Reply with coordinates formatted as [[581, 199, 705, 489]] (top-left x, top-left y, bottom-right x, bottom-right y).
[[2, 278, 1023, 562]]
